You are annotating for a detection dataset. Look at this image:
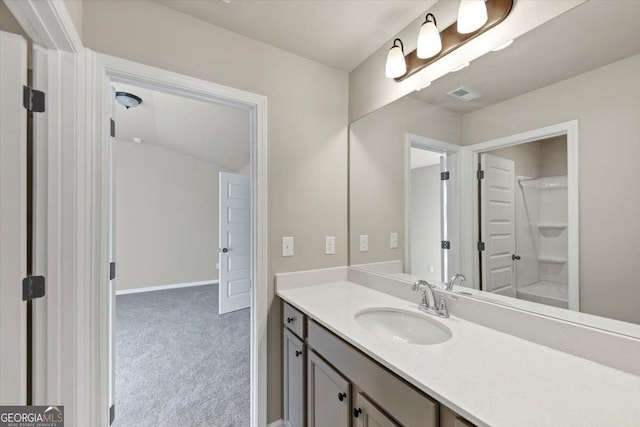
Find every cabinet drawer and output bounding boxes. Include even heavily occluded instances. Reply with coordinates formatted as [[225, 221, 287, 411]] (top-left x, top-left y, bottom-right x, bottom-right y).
[[283, 302, 305, 338], [308, 320, 438, 427]]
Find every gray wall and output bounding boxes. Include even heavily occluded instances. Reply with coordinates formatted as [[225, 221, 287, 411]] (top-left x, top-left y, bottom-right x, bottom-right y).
[[463, 53, 640, 324], [113, 140, 227, 291], [83, 1, 349, 420]]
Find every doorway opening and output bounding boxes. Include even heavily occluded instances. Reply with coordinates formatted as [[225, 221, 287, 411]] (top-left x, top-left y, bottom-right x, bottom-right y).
[[109, 81, 253, 426], [469, 121, 579, 311]]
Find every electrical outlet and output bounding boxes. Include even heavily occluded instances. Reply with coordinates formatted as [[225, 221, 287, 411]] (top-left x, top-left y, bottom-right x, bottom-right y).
[[325, 236, 336, 255], [282, 237, 294, 257], [359, 235, 368, 252], [216, 262, 220, 270], [390, 232, 398, 249]]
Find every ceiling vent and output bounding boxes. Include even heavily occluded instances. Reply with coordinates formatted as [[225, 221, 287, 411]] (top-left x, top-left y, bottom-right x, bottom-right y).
[[447, 86, 481, 102]]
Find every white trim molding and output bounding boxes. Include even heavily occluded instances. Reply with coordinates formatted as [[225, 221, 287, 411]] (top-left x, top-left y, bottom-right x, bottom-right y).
[[461, 120, 580, 311], [267, 420, 285, 427], [85, 51, 268, 427], [115, 280, 219, 296]]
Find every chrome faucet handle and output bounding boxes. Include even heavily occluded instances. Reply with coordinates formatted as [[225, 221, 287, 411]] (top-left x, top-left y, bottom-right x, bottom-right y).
[[438, 296, 449, 318]]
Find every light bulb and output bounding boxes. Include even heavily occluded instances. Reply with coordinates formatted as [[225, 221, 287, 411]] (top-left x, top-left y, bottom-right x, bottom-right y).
[[457, 0, 488, 34], [417, 14, 442, 59], [385, 39, 406, 79]]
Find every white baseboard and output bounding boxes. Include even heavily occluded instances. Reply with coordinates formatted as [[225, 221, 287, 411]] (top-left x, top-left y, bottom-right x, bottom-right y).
[[115, 280, 218, 295], [266, 420, 284, 427]]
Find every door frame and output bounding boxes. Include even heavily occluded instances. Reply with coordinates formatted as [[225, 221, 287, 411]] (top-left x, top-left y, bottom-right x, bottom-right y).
[[88, 51, 268, 426], [404, 133, 461, 282], [461, 120, 579, 310]]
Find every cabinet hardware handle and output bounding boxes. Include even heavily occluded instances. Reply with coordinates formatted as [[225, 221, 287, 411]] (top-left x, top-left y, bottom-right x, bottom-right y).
[[338, 392, 347, 402], [286, 317, 295, 324], [512, 254, 521, 260], [295, 350, 302, 357], [221, 248, 228, 253], [353, 408, 362, 418]]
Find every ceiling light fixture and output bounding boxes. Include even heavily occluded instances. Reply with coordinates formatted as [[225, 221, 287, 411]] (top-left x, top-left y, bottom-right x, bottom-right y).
[[492, 39, 513, 51], [417, 13, 442, 59], [115, 92, 143, 109], [384, 0, 513, 82], [457, 0, 488, 34], [385, 39, 407, 79]]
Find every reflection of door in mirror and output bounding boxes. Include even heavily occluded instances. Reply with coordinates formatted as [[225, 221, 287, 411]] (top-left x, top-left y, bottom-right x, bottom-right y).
[[478, 136, 569, 309]]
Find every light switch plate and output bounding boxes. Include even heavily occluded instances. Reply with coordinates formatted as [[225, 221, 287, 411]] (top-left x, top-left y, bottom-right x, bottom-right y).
[[359, 235, 368, 252], [390, 232, 398, 249], [429, 265, 435, 273], [325, 236, 336, 255], [282, 237, 294, 257]]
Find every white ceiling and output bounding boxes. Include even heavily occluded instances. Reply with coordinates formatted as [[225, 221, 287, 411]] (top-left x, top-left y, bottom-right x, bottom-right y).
[[114, 83, 250, 171], [152, 0, 436, 72], [410, 1, 640, 114], [411, 148, 442, 169]]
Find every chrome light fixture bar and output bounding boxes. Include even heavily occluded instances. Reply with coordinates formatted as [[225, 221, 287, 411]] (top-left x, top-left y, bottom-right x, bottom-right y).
[[384, 0, 513, 82]]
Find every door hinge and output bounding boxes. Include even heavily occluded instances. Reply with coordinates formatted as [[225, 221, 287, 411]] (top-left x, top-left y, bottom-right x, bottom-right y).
[[110, 118, 116, 138], [110, 262, 116, 280], [440, 171, 450, 181], [110, 404, 115, 425], [477, 241, 485, 251], [22, 276, 46, 301], [477, 170, 485, 180], [441, 240, 451, 250], [23, 86, 45, 113]]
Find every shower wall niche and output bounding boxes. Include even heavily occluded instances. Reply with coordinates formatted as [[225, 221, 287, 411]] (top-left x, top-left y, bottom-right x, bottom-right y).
[[515, 175, 568, 308]]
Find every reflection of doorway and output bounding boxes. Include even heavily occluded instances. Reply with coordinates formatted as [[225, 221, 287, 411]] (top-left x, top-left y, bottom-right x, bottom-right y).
[[405, 133, 460, 283], [466, 121, 579, 310]]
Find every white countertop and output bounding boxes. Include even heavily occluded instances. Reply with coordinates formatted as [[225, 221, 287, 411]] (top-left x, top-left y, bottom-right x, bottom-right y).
[[278, 281, 640, 427]]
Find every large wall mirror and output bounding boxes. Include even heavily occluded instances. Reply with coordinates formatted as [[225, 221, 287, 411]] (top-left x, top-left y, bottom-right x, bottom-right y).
[[349, 1, 640, 329]]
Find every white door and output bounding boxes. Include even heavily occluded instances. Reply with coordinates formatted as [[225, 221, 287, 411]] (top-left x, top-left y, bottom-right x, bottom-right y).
[[283, 329, 305, 427], [353, 391, 399, 427], [0, 31, 28, 404], [480, 153, 516, 296], [219, 172, 251, 314], [307, 351, 350, 427]]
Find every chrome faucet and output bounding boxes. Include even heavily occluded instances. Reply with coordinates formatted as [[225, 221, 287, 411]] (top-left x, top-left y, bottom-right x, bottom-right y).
[[446, 273, 466, 292], [412, 280, 449, 318]]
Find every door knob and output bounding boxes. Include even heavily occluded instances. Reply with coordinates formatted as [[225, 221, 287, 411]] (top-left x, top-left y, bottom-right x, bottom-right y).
[[221, 248, 228, 253]]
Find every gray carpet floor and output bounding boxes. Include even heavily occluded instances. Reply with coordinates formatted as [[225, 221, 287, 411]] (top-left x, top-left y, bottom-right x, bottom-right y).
[[114, 284, 250, 427]]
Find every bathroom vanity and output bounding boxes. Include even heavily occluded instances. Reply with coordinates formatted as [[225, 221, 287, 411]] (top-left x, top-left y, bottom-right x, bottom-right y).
[[277, 268, 640, 427]]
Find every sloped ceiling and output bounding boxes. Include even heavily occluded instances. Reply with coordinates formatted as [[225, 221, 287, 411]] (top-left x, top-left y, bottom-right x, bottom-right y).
[[114, 83, 250, 171], [152, 0, 437, 72]]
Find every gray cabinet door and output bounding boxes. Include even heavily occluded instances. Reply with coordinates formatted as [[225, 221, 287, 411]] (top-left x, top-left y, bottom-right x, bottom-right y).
[[353, 392, 399, 427], [284, 328, 305, 427], [307, 350, 350, 427]]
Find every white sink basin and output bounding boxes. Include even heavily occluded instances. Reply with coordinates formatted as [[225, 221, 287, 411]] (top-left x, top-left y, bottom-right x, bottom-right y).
[[355, 308, 452, 345]]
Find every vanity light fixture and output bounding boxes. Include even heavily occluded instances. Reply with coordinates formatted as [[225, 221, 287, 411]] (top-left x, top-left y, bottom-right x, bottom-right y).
[[457, 0, 489, 34], [417, 14, 442, 59], [385, 0, 513, 82], [385, 38, 407, 79], [115, 91, 143, 109], [492, 39, 513, 51]]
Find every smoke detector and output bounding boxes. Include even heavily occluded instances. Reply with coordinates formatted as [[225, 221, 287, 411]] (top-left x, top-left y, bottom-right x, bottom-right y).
[[447, 86, 481, 102]]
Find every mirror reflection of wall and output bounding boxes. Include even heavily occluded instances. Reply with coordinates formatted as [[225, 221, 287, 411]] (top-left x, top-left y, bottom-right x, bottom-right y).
[[348, 1, 640, 326]]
